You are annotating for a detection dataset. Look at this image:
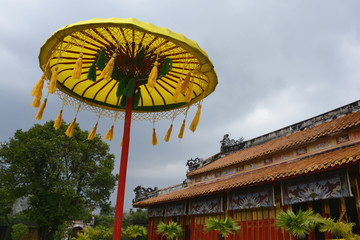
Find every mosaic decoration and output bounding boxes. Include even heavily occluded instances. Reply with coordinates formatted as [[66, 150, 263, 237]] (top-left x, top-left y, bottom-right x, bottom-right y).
[[282, 169, 352, 205], [264, 158, 273, 165], [189, 195, 223, 215], [296, 147, 307, 156], [353, 130, 360, 140], [222, 168, 235, 176], [165, 202, 186, 217], [228, 185, 275, 210], [336, 134, 350, 144], [148, 205, 164, 218]]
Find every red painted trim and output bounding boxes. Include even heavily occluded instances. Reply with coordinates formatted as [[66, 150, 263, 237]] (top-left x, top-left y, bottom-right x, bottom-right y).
[[112, 96, 133, 240]]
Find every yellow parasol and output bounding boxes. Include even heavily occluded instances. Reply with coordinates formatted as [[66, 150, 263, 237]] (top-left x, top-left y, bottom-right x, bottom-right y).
[[32, 18, 217, 240]]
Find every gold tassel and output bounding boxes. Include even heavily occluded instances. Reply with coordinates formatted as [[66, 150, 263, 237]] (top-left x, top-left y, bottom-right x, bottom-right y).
[[88, 122, 98, 140], [189, 105, 202, 132], [164, 124, 173, 142], [152, 128, 157, 146], [31, 75, 45, 108], [147, 61, 158, 88], [173, 78, 182, 103], [72, 52, 83, 79], [32, 97, 41, 108], [65, 118, 76, 138], [35, 98, 47, 120], [181, 72, 191, 94], [178, 119, 186, 139], [104, 125, 114, 141], [184, 79, 194, 103], [48, 66, 58, 93], [100, 53, 116, 80], [53, 109, 63, 130], [120, 138, 123, 147], [32, 74, 45, 97]]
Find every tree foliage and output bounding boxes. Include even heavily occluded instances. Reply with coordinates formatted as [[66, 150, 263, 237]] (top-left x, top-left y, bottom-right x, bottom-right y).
[[73, 226, 113, 240], [204, 217, 240, 240], [156, 222, 183, 240], [276, 209, 360, 240], [11, 223, 29, 240], [0, 121, 117, 240], [122, 208, 148, 230], [124, 225, 147, 239]]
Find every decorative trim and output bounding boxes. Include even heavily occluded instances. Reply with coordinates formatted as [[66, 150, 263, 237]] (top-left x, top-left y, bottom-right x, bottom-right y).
[[165, 202, 186, 217], [281, 169, 352, 205], [148, 205, 164, 218], [189, 195, 223, 215], [228, 185, 275, 210]]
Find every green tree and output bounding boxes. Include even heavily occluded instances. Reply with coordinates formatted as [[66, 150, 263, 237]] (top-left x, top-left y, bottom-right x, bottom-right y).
[[94, 215, 114, 228], [124, 225, 147, 239], [0, 121, 117, 240], [11, 223, 29, 240], [156, 222, 183, 240], [276, 209, 320, 239], [276, 209, 360, 240], [122, 208, 148, 230], [0, 152, 16, 225], [73, 226, 113, 240], [204, 217, 240, 240]]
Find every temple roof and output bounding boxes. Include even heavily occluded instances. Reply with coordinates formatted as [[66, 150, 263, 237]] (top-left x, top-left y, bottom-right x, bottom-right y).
[[133, 101, 360, 207], [187, 109, 360, 177], [134, 143, 360, 207]]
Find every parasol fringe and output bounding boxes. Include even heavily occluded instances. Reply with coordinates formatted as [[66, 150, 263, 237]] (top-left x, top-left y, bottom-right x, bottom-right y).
[[152, 127, 157, 146], [173, 78, 182, 103], [178, 119, 186, 139], [147, 61, 158, 88], [184, 78, 194, 103], [189, 105, 202, 132], [181, 72, 191, 94], [35, 98, 47, 120], [53, 109, 63, 130], [88, 122, 98, 140], [104, 125, 114, 141], [164, 124, 173, 142], [65, 117, 76, 138], [88, 62, 97, 82], [32, 97, 41, 108], [72, 52, 83, 79], [48, 66, 58, 94], [32, 75, 45, 98], [100, 53, 116, 80]]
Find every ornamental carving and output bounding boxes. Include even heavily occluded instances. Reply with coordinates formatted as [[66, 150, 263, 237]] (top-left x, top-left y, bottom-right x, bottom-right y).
[[133, 185, 158, 203], [220, 134, 244, 152], [186, 157, 201, 172]]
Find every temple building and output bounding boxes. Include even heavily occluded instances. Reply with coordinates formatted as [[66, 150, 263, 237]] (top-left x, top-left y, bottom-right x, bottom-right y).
[[133, 100, 360, 240]]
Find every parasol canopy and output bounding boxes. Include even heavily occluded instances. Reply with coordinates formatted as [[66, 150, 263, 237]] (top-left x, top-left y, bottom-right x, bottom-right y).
[[36, 18, 217, 128], [32, 18, 217, 240]]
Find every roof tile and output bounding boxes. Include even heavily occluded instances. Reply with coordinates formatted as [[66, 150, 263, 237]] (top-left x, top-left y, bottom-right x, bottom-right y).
[[134, 144, 360, 207], [187, 110, 360, 177]]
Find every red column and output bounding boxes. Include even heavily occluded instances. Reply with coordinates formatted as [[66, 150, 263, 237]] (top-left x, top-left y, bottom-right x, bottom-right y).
[[113, 97, 133, 240]]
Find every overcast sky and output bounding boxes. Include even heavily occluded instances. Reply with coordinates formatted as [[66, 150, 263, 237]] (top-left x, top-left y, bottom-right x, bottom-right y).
[[1, 0, 360, 211]]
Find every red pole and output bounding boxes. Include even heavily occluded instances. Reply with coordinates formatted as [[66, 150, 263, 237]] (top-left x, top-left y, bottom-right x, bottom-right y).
[[113, 96, 133, 240]]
